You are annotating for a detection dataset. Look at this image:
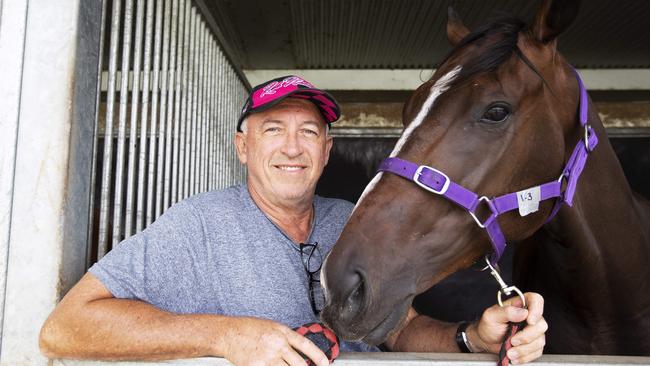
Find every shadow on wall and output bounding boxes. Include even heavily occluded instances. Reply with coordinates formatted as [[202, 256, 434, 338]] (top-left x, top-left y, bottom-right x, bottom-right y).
[[316, 136, 650, 322]]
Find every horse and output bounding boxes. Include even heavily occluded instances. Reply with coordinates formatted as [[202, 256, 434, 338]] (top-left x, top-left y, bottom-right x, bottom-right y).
[[320, 0, 650, 356]]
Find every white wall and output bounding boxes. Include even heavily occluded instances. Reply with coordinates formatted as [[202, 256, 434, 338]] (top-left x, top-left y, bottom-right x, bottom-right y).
[[0, 0, 31, 360], [0, 0, 95, 364]]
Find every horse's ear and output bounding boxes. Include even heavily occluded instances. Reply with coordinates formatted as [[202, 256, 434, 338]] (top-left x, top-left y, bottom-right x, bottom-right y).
[[447, 6, 470, 46], [530, 0, 580, 43]]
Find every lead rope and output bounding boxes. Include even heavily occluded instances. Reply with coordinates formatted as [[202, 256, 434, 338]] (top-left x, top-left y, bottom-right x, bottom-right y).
[[498, 320, 527, 366], [482, 256, 527, 366]]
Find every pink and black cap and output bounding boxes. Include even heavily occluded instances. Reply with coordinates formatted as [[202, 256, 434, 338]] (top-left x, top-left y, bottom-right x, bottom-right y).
[[237, 75, 341, 132]]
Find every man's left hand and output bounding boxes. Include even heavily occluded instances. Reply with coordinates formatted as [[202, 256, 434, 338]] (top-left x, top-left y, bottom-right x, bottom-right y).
[[468, 292, 547, 364]]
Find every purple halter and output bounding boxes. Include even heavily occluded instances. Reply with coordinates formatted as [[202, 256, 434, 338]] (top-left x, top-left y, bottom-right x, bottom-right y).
[[377, 68, 598, 265]]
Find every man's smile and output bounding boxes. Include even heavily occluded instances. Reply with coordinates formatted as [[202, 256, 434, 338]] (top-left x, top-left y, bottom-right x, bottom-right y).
[[274, 164, 308, 172]]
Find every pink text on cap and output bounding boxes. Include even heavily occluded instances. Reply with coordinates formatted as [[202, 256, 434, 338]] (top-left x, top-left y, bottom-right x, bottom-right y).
[[252, 76, 315, 107]]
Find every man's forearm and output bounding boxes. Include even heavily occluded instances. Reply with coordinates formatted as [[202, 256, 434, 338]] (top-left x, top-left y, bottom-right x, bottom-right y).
[[389, 314, 461, 352], [40, 297, 233, 360]]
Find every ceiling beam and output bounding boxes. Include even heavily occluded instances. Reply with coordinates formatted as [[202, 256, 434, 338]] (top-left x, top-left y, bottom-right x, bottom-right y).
[[244, 69, 650, 91]]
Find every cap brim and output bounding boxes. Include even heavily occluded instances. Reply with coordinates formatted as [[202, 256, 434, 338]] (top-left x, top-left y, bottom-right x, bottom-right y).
[[237, 88, 341, 132]]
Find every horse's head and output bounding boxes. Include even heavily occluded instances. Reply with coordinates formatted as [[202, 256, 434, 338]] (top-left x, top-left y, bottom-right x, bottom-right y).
[[321, 0, 582, 344]]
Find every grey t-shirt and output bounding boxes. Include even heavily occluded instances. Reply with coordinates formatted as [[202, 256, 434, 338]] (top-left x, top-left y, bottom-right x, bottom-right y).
[[89, 184, 377, 352]]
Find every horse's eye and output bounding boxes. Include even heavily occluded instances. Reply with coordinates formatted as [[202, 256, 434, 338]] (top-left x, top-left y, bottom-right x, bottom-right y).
[[480, 105, 510, 124]]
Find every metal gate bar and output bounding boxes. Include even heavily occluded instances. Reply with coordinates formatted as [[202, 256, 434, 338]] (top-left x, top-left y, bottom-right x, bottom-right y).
[[124, 0, 146, 238], [146, 0, 163, 227], [93, 0, 248, 262], [154, 0, 170, 220], [135, 0, 155, 234], [97, 0, 123, 259]]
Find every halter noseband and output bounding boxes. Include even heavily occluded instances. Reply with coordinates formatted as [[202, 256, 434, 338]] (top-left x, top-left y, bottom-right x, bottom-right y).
[[377, 68, 598, 265]]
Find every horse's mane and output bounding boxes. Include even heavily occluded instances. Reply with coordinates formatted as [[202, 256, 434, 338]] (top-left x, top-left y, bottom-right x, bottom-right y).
[[438, 16, 546, 89]]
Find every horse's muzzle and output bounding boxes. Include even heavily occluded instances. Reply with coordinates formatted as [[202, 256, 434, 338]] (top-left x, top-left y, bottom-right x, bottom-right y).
[[321, 267, 370, 339]]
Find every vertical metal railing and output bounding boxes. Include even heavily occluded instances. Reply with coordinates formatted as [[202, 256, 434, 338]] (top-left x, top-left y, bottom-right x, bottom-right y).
[[124, 0, 146, 238], [96, 0, 122, 259], [92, 0, 248, 262]]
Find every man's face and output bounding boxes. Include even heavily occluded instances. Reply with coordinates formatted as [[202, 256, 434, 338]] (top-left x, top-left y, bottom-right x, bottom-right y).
[[234, 98, 333, 206]]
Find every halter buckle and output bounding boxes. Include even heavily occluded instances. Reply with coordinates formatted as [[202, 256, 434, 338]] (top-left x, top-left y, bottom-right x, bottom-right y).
[[469, 196, 496, 229], [413, 165, 450, 195]]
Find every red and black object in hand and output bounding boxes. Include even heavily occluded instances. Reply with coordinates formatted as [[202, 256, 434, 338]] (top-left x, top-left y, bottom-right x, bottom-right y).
[[498, 320, 526, 366], [293, 322, 340, 365]]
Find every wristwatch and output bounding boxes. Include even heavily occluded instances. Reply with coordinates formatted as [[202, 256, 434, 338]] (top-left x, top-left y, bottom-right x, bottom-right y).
[[455, 321, 473, 353]]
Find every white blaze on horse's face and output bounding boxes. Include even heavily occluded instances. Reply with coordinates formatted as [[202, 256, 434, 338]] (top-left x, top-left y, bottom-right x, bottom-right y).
[[352, 66, 462, 214], [352, 172, 383, 213], [390, 65, 462, 157]]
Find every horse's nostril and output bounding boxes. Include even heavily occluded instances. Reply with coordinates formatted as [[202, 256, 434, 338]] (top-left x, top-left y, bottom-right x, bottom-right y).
[[340, 272, 366, 322]]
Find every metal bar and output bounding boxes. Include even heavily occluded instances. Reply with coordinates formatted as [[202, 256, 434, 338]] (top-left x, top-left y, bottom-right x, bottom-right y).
[[228, 66, 235, 185], [216, 48, 226, 189], [124, 0, 146, 238], [112, 0, 135, 247], [214, 48, 225, 189], [215, 41, 223, 189], [199, 23, 210, 192], [240, 79, 245, 183], [224, 64, 231, 186], [48, 352, 650, 365], [136, 0, 155, 233], [178, 2, 191, 201], [146, 0, 164, 226], [606, 127, 650, 138], [205, 29, 214, 191], [236, 72, 244, 181], [171, 0, 186, 204], [198, 23, 208, 193], [162, 0, 178, 211], [210, 38, 217, 189], [217, 44, 225, 187], [233, 80, 238, 184], [195, 22, 204, 195], [97, 0, 122, 259], [201, 27, 210, 192], [226, 52, 233, 186], [208, 39, 216, 189], [155, 0, 171, 218], [88, 0, 108, 266], [205, 37, 212, 190], [224, 64, 230, 186], [238, 83, 246, 182], [183, 7, 196, 199], [189, 11, 199, 197], [192, 0, 250, 90], [208, 33, 215, 190]]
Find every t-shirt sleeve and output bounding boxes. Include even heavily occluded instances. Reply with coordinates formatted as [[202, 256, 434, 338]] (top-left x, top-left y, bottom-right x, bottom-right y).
[[88, 200, 205, 307]]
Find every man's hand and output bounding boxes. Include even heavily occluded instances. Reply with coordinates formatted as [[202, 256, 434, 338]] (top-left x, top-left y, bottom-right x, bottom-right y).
[[467, 292, 547, 364], [223, 317, 329, 366]]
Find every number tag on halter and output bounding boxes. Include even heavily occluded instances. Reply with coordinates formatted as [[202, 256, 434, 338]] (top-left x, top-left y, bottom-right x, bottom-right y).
[[516, 186, 541, 217]]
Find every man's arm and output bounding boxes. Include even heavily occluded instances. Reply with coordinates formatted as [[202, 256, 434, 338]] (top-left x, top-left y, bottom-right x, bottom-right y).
[[384, 292, 548, 364], [39, 273, 329, 366]]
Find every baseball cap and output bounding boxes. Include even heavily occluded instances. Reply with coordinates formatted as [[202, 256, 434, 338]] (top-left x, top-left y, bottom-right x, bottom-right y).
[[237, 75, 341, 132]]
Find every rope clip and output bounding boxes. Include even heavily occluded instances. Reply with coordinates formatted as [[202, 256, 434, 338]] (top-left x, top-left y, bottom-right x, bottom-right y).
[[482, 256, 526, 308]]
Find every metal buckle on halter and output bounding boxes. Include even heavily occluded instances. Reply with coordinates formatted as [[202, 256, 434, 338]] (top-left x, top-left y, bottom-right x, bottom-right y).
[[584, 124, 592, 151], [483, 256, 527, 308], [413, 165, 450, 195], [469, 196, 496, 229]]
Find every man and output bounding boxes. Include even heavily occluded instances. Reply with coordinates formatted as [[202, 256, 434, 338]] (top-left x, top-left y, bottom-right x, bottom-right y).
[[40, 76, 547, 365]]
